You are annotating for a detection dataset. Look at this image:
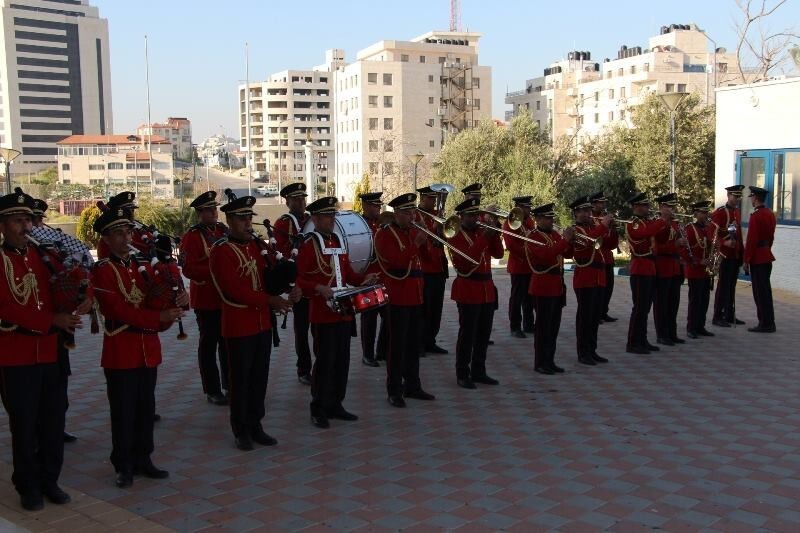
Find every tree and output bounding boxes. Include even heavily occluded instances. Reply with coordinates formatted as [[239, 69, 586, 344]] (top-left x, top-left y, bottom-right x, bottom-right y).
[[76, 205, 102, 248], [734, 0, 799, 83], [351, 173, 371, 213]]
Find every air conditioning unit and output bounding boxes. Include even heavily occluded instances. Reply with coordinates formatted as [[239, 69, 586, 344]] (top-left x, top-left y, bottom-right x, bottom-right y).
[[437, 106, 447, 116]]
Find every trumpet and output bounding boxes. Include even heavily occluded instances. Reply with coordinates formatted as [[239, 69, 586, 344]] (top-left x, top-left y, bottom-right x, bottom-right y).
[[379, 211, 479, 265], [415, 208, 461, 239], [554, 224, 603, 250]]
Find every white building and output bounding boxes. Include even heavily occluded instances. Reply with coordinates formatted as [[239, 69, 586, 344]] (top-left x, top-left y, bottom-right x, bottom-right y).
[[715, 77, 800, 294], [57, 134, 175, 199], [137, 117, 192, 160], [0, 0, 112, 176], [506, 24, 743, 144], [334, 31, 492, 201]]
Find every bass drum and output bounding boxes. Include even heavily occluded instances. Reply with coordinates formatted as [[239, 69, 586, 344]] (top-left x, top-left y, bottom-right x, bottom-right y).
[[302, 210, 373, 274]]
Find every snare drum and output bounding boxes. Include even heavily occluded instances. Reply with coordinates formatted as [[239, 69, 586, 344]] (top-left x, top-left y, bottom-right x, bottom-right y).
[[302, 210, 373, 274], [329, 284, 389, 315]]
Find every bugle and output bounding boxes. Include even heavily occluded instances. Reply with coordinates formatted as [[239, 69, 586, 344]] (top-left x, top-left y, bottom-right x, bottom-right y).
[[554, 224, 603, 250], [379, 211, 480, 265]]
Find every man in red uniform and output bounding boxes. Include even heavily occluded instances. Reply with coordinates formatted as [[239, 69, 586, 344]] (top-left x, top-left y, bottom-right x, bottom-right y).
[[504, 195, 535, 338], [462, 183, 498, 346], [683, 200, 716, 339], [526, 203, 573, 375], [590, 191, 619, 322], [447, 197, 504, 389], [624, 192, 670, 354], [96, 192, 155, 260], [181, 191, 229, 405], [711, 184, 745, 327], [358, 191, 386, 367], [0, 190, 88, 510], [744, 186, 777, 333], [273, 183, 313, 384], [375, 193, 435, 407], [296, 197, 377, 428], [570, 195, 612, 365], [652, 193, 687, 346], [210, 195, 297, 450], [92, 208, 187, 487], [416, 186, 449, 355]]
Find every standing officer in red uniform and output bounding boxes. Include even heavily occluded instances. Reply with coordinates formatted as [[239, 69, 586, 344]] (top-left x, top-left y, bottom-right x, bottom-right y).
[[296, 197, 377, 429], [652, 193, 687, 346], [447, 197, 504, 389], [683, 200, 716, 338], [461, 183, 497, 346], [358, 191, 386, 367], [526, 203, 573, 375], [92, 208, 187, 487], [210, 195, 296, 450], [570, 195, 612, 365], [504, 195, 535, 338], [416, 186, 449, 355], [181, 191, 229, 405], [273, 182, 312, 384], [376, 193, 435, 407], [590, 191, 619, 322], [0, 190, 88, 510], [96, 192, 155, 260], [711, 185, 745, 327], [744, 186, 777, 333], [624, 192, 670, 354]]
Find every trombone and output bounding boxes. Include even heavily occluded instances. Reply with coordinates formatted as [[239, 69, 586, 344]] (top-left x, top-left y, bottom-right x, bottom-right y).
[[476, 208, 545, 246], [416, 208, 461, 239], [554, 224, 604, 250], [379, 211, 479, 265]]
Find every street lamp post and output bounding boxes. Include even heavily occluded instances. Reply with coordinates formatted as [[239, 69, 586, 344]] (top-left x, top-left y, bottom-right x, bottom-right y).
[[0, 147, 21, 195], [658, 92, 688, 193], [409, 152, 425, 191]]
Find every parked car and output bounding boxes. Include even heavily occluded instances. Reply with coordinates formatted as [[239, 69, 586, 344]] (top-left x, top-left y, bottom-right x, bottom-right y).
[[256, 184, 279, 196]]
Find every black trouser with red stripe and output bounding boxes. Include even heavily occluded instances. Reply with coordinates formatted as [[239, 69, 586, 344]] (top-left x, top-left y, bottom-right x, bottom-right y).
[[654, 275, 682, 340], [575, 286, 603, 358], [420, 272, 447, 350], [0, 363, 65, 495], [627, 274, 656, 349], [225, 332, 271, 439], [603, 263, 615, 316], [455, 303, 494, 380], [294, 298, 312, 376], [533, 295, 562, 369], [387, 304, 423, 396], [104, 366, 157, 474], [194, 309, 229, 395], [360, 305, 387, 360], [687, 277, 711, 333], [713, 257, 740, 322], [750, 262, 775, 328], [310, 321, 352, 416], [509, 273, 534, 332]]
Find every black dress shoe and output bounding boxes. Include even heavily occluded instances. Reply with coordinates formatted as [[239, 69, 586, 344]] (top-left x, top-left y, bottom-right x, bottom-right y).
[[387, 395, 406, 408], [328, 407, 359, 421], [535, 366, 555, 375], [698, 329, 715, 337], [361, 356, 380, 367], [207, 393, 228, 405], [591, 353, 609, 363], [153, 413, 161, 422], [734, 318, 746, 325], [671, 337, 685, 344], [298, 373, 312, 386], [626, 345, 650, 355], [235, 435, 254, 451], [472, 375, 499, 385], [656, 337, 674, 346], [42, 484, 71, 505], [375, 353, 386, 361], [138, 463, 169, 479], [487, 340, 495, 345], [63, 431, 77, 443], [404, 389, 436, 400], [748, 325, 776, 333], [426, 344, 448, 354], [644, 342, 660, 352], [115, 470, 134, 488], [251, 429, 279, 445], [523, 327, 535, 334], [686, 331, 699, 339], [578, 356, 596, 365], [311, 414, 330, 428], [20, 490, 43, 511], [712, 319, 731, 328], [550, 363, 565, 373], [602, 315, 618, 322], [510, 330, 526, 339], [457, 378, 477, 389]]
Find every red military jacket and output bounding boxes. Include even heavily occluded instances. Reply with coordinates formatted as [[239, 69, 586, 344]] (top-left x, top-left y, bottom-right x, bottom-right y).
[[503, 216, 535, 275], [595, 217, 619, 265], [374, 223, 425, 306], [93, 255, 164, 369], [683, 222, 715, 280], [572, 222, 610, 289], [525, 229, 572, 297], [0, 244, 59, 366], [625, 217, 669, 276], [744, 205, 776, 265], [415, 209, 447, 275], [273, 212, 310, 258], [364, 216, 382, 276], [711, 204, 743, 261], [96, 225, 154, 260], [295, 232, 366, 324], [181, 222, 227, 310], [447, 227, 504, 304], [209, 236, 275, 338], [654, 219, 683, 278]]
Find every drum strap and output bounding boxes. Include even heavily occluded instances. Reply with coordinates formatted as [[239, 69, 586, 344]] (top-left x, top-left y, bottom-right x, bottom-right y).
[[311, 231, 345, 288]]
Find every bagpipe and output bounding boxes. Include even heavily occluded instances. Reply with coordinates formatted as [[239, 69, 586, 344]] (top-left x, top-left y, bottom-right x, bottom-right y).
[[95, 200, 181, 260]]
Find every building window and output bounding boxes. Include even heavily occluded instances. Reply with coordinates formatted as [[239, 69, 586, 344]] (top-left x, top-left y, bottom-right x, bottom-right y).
[[536, 120, 541, 129], [677, 83, 687, 93], [429, 140, 435, 148], [368, 73, 377, 85], [606, 71, 612, 79], [383, 96, 393, 108], [61, 163, 70, 171], [108, 162, 123, 170], [594, 113, 599, 124], [369, 162, 378, 174], [384, 162, 394, 174], [609, 111, 614, 121], [473, 77, 480, 88], [384, 140, 393, 152], [630, 65, 637, 74], [665, 83, 675, 93], [420, 55, 426, 63], [620, 109, 626, 120], [594, 91, 599, 102], [438, 56, 446, 64], [472, 98, 480, 110], [644, 62, 650, 72], [401, 54, 409, 62], [89, 164, 105, 171], [426, 119, 435, 127], [428, 75, 434, 82], [369, 118, 378, 130], [620, 87, 626, 98], [384, 118, 393, 130], [368, 95, 378, 108], [368, 140, 378, 152], [618, 68, 623, 76], [536, 101, 541, 111], [609, 88, 615, 99], [428, 96, 435, 104], [383, 73, 392, 85]]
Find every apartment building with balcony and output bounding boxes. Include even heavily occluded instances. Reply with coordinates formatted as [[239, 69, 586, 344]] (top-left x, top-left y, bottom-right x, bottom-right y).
[[137, 117, 192, 160], [506, 24, 744, 145]]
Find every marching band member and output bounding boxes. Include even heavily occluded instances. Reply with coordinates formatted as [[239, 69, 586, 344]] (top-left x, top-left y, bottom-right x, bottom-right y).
[[0, 190, 88, 510], [711, 184, 746, 327], [416, 186, 449, 355], [683, 201, 716, 338], [358, 191, 387, 367], [96, 192, 155, 260], [92, 208, 187, 487], [461, 183, 497, 346], [744, 186, 777, 333], [180, 191, 229, 405], [209, 195, 297, 450], [375, 193, 434, 408], [295, 197, 377, 429], [447, 197, 504, 389], [273, 183, 313, 385], [570, 195, 612, 365], [624, 193, 670, 355], [590, 191, 619, 322], [526, 203, 573, 375], [652, 193, 687, 346], [503, 195, 535, 338]]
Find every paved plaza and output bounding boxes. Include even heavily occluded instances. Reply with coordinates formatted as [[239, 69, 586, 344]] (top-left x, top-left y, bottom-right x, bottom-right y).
[[1, 270, 799, 532]]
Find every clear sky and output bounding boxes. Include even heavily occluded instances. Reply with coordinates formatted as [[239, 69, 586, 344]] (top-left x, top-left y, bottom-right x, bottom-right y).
[[95, 0, 800, 140]]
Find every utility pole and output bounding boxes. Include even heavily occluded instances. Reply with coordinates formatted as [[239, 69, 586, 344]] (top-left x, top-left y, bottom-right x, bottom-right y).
[[245, 42, 253, 197], [144, 35, 154, 196]]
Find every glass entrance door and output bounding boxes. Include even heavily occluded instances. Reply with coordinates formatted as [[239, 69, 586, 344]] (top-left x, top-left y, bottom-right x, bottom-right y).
[[737, 151, 768, 222]]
